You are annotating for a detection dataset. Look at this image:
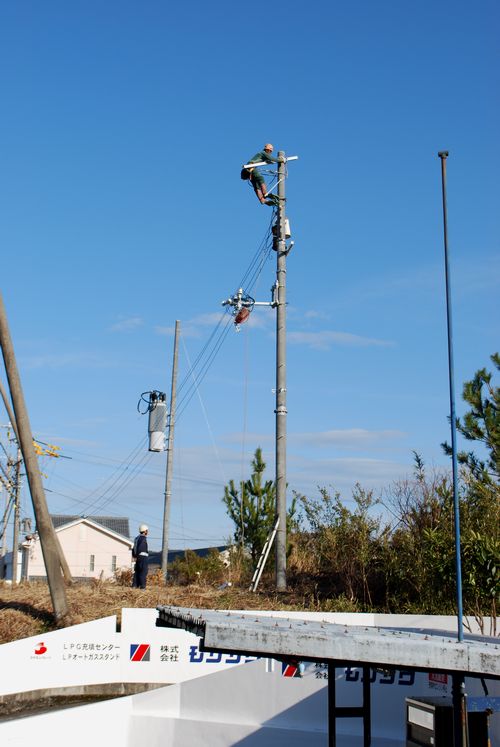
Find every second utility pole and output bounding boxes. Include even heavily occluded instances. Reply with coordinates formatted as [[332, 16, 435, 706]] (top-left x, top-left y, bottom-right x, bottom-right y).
[[11, 447, 21, 584], [161, 319, 180, 580], [275, 152, 287, 591]]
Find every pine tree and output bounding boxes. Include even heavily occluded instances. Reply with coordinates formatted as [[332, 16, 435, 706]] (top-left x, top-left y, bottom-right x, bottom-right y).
[[223, 448, 275, 563], [223, 448, 296, 563], [442, 352, 499, 483]]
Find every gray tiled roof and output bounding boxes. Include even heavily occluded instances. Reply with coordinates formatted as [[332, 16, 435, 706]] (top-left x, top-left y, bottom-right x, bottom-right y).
[[49, 514, 131, 539]]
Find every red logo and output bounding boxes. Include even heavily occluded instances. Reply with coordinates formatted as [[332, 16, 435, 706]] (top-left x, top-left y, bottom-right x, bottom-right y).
[[429, 673, 448, 685], [130, 644, 150, 662], [282, 660, 302, 677], [35, 642, 47, 655]]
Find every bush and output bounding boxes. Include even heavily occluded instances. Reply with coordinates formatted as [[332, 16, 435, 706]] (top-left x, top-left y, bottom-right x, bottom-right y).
[[168, 549, 226, 586], [292, 484, 387, 608]]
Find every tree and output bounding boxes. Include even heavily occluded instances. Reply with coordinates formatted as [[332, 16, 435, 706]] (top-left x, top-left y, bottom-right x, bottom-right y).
[[440, 353, 499, 627], [223, 447, 296, 564], [443, 352, 499, 483]]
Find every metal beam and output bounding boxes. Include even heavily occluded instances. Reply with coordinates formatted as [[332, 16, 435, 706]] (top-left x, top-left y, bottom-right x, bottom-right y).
[[156, 607, 500, 678], [242, 155, 298, 169]]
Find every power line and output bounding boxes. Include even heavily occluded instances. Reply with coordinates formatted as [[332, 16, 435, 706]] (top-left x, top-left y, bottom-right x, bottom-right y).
[[174, 217, 275, 420], [73, 451, 154, 515]]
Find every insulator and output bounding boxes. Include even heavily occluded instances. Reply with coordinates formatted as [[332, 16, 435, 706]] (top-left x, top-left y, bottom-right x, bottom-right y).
[[148, 396, 167, 452], [234, 307, 251, 325]]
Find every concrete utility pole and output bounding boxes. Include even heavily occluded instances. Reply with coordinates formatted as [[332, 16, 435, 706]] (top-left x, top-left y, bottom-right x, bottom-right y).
[[0, 293, 69, 620], [275, 151, 288, 591], [0, 381, 20, 444], [11, 447, 21, 584], [222, 151, 297, 590], [161, 320, 180, 580], [0, 358, 72, 583], [0, 463, 13, 558]]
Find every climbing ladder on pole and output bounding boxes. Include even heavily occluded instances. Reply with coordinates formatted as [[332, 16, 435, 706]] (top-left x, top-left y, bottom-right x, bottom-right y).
[[249, 516, 280, 592]]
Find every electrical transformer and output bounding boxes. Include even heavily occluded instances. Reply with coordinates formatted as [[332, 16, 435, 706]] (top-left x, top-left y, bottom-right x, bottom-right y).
[[148, 392, 167, 452]]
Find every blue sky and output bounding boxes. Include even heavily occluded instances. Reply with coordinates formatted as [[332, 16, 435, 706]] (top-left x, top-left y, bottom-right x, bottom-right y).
[[1, 1, 498, 551]]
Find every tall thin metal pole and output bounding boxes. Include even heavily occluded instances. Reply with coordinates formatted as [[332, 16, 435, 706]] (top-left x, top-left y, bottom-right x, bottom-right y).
[[161, 320, 180, 580], [438, 151, 467, 747], [438, 151, 464, 639], [0, 293, 69, 619], [275, 151, 287, 591]]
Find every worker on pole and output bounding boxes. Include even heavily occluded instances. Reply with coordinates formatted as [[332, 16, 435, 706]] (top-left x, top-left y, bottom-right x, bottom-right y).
[[241, 144, 284, 205]]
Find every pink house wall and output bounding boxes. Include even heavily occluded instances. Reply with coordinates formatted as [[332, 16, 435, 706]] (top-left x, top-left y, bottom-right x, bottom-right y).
[[26, 522, 133, 580]]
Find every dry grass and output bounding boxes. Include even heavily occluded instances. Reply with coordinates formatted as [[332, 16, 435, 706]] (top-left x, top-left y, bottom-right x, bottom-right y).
[[0, 607, 47, 643], [0, 579, 312, 644]]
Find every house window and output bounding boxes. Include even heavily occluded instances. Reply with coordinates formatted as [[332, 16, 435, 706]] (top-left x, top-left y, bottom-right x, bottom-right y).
[[111, 556, 117, 572], [89, 555, 95, 572]]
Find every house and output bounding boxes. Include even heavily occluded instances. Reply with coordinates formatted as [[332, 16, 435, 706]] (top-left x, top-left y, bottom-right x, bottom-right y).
[[0, 550, 21, 583], [22, 514, 134, 582]]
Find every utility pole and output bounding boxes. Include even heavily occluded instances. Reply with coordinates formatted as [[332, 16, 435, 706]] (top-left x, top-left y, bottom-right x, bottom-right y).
[[11, 447, 21, 584], [0, 462, 13, 558], [222, 151, 297, 591], [0, 366, 72, 583], [161, 320, 180, 580], [0, 293, 69, 620], [275, 151, 288, 591]]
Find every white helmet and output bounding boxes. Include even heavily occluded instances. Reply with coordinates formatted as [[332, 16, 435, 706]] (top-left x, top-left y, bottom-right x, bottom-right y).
[[139, 524, 148, 533]]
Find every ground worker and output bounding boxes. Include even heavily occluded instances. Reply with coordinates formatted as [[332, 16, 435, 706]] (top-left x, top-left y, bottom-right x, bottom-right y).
[[241, 143, 284, 205], [132, 524, 149, 589]]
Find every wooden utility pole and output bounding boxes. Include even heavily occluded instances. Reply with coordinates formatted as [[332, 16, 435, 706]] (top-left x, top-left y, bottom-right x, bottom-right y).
[[275, 151, 288, 591], [0, 293, 69, 619], [161, 320, 180, 580]]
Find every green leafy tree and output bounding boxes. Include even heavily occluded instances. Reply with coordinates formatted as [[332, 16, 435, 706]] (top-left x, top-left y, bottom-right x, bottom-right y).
[[223, 447, 296, 564]]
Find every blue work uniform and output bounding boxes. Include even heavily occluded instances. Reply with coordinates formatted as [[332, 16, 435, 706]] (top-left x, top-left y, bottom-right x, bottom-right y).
[[132, 533, 149, 589]]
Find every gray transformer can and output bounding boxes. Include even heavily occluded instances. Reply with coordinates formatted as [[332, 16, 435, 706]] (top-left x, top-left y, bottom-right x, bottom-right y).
[[148, 397, 167, 452]]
